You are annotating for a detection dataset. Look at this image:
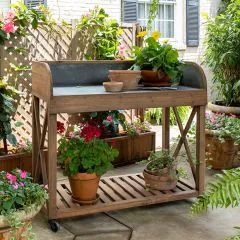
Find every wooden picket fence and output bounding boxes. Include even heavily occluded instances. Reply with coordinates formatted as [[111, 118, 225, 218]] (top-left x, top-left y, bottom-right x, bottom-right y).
[[0, 22, 144, 141]]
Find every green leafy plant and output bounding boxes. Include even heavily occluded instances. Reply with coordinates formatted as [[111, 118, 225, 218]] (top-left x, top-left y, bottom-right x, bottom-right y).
[[58, 137, 118, 176], [204, 0, 240, 106], [0, 169, 48, 239], [145, 150, 175, 173], [125, 117, 151, 136], [77, 7, 125, 60], [147, 0, 158, 30], [145, 106, 190, 125], [0, 79, 17, 154], [205, 112, 240, 144], [132, 31, 183, 80]]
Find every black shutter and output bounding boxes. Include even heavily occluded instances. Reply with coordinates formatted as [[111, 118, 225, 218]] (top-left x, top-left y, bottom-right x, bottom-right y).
[[186, 0, 200, 47], [122, 0, 138, 23], [24, 0, 46, 9]]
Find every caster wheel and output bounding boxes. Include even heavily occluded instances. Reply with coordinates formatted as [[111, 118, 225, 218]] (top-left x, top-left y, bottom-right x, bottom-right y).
[[48, 220, 60, 232]]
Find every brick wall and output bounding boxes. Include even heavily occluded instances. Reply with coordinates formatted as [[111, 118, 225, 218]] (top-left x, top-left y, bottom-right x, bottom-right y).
[[47, 0, 121, 22]]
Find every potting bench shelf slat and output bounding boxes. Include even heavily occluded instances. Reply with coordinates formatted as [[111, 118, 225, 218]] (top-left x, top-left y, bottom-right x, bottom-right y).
[[51, 173, 198, 219]]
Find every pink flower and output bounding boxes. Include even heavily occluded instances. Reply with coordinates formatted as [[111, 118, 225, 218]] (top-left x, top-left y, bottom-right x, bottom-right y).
[[6, 173, 17, 184], [20, 182, 25, 187], [2, 21, 17, 33], [106, 116, 113, 122], [4, 9, 16, 22], [210, 118, 216, 123], [20, 170, 27, 179], [13, 183, 19, 189]]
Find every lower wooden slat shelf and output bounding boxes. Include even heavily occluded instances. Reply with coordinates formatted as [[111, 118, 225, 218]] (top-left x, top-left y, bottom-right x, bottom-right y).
[[53, 173, 198, 219]]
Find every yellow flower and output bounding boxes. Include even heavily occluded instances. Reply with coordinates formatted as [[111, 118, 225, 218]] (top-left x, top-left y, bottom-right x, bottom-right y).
[[163, 39, 169, 44], [151, 31, 161, 40], [137, 31, 147, 38]]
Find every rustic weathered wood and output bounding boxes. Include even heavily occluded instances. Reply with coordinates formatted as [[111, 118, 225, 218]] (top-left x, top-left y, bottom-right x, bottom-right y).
[[46, 173, 198, 219], [196, 106, 206, 194], [162, 107, 170, 150], [32, 61, 207, 221], [172, 107, 196, 180]]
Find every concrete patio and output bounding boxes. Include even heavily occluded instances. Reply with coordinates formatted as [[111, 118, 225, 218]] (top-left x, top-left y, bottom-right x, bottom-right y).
[[32, 126, 240, 240]]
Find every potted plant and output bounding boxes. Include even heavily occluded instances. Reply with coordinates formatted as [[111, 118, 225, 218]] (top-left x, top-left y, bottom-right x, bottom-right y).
[[143, 150, 178, 191], [0, 169, 48, 239], [205, 112, 240, 169], [58, 133, 118, 204], [131, 31, 183, 87], [205, 1, 240, 114]]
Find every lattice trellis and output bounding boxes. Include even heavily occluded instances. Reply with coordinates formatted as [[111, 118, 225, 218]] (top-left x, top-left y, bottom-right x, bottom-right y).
[[0, 23, 144, 141]]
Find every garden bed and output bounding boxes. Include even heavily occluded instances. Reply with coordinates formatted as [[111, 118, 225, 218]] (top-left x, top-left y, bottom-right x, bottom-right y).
[[104, 132, 155, 167]]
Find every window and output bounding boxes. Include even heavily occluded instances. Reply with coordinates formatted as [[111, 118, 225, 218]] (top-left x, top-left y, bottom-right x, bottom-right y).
[[138, 0, 176, 39], [24, 0, 46, 10]]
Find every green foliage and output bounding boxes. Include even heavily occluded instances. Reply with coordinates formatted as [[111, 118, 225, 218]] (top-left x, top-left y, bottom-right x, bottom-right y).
[[58, 137, 119, 176], [218, 0, 231, 14], [132, 34, 183, 80], [145, 107, 190, 125], [77, 7, 123, 60], [206, 112, 240, 144], [147, 0, 159, 30], [191, 168, 240, 214], [146, 150, 175, 172], [0, 80, 17, 153], [204, 0, 240, 106], [0, 169, 48, 239], [125, 118, 151, 136]]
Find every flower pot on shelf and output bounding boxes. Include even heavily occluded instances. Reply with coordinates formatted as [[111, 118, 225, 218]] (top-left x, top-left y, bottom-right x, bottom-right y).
[[143, 165, 177, 191], [141, 70, 171, 87], [68, 173, 100, 205], [104, 132, 156, 167], [108, 70, 141, 90], [205, 129, 240, 170]]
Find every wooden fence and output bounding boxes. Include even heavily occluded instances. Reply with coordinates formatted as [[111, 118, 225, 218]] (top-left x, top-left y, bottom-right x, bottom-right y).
[[0, 22, 144, 141]]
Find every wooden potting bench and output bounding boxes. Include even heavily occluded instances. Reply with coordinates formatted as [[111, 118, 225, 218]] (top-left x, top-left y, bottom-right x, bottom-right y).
[[32, 60, 207, 231]]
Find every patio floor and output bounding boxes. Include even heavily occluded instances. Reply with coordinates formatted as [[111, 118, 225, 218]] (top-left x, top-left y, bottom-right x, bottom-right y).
[[32, 126, 240, 240]]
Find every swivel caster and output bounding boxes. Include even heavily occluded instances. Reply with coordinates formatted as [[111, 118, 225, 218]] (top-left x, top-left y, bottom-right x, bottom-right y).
[[48, 219, 60, 232]]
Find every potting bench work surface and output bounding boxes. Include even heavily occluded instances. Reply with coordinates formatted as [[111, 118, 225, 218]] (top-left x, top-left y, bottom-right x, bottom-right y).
[[32, 60, 207, 227]]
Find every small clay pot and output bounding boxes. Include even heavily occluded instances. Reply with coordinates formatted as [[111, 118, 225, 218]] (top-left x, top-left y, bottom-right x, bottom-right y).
[[103, 82, 123, 92], [69, 173, 100, 202], [141, 70, 171, 87], [108, 70, 141, 90]]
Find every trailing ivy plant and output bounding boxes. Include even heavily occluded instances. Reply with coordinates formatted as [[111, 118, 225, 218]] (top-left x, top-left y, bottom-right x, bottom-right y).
[[147, 0, 158, 31], [204, 0, 240, 106]]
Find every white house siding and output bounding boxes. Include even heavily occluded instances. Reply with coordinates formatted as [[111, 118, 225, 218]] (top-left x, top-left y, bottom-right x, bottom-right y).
[[47, 0, 121, 22], [0, 0, 10, 14], [180, 0, 220, 97]]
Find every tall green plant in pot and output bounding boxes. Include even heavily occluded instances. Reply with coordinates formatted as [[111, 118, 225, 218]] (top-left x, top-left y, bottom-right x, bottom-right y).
[[58, 132, 118, 204], [205, 0, 240, 112]]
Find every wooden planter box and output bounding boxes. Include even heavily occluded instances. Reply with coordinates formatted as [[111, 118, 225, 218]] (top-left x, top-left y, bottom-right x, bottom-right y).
[[0, 152, 32, 173], [104, 132, 156, 167], [205, 129, 240, 169]]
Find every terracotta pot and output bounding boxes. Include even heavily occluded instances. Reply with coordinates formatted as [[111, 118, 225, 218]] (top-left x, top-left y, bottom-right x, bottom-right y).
[[69, 173, 100, 201], [108, 70, 141, 90], [141, 70, 171, 87], [208, 102, 240, 116], [143, 165, 177, 191], [205, 129, 240, 169]]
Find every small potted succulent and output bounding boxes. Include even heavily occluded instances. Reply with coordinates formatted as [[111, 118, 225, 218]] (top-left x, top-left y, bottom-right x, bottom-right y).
[[132, 31, 182, 87], [205, 112, 240, 169], [58, 130, 118, 204], [0, 169, 48, 239], [143, 150, 178, 191]]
